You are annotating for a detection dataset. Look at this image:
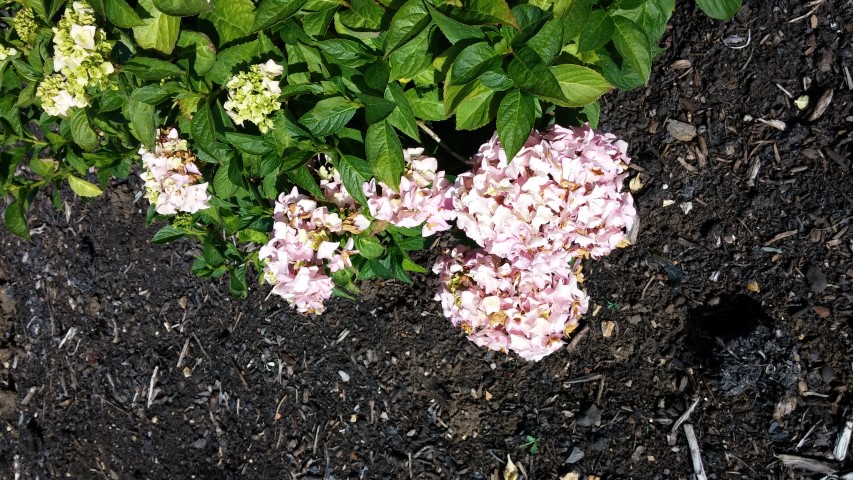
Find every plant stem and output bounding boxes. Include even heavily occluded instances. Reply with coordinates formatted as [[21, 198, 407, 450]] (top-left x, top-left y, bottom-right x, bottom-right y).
[[416, 121, 468, 164]]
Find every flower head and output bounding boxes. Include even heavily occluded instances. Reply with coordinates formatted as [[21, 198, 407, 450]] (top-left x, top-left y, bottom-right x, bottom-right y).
[[36, 74, 88, 117], [453, 124, 636, 266], [139, 128, 211, 215], [223, 60, 283, 133], [433, 246, 589, 361], [260, 187, 361, 315], [363, 148, 455, 237]]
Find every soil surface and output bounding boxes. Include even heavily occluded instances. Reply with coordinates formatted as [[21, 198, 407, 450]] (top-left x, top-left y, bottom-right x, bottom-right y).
[[2, 1, 852, 479]]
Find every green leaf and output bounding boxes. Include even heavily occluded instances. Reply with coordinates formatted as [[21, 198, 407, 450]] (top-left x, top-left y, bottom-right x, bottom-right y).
[[151, 225, 186, 244], [549, 64, 612, 107], [582, 100, 601, 128], [577, 9, 613, 52], [123, 56, 185, 80], [450, 42, 501, 85], [335, 154, 372, 206], [67, 175, 104, 197], [105, 0, 145, 27], [177, 31, 217, 75], [213, 163, 238, 197], [299, 97, 359, 137], [338, 0, 384, 30], [506, 45, 565, 100], [317, 38, 373, 67], [199, 0, 256, 45], [286, 165, 324, 198], [614, 0, 675, 45], [527, 18, 563, 65], [426, 3, 486, 44], [695, 0, 741, 20], [131, 83, 180, 104], [365, 120, 404, 192], [389, 26, 434, 80], [65, 150, 88, 176], [224, 132, 271, 155], [192, 103, 225, 163], [611, 16, 652, 84], [401, 257, 427, 273], [405, 86, 447, 121], [496, 89, 535, 162], [454, 82, 499, 130], [385, 0, 431, 55], [3, 198, 30, 241], [253, 0, 306, 32], [460, 0, 518, 27], [133, 0, 181, 55], [206, 39, 273, 85], [29, 158, 58, 177], [359, 95, 396, 124], [355, 236, 384, 259], [125, 99, 156, 149], [385, 83, 420, 141], [152, 0, 213, 16], [230, 264, 248, 298], [69, 109, 98, 152]]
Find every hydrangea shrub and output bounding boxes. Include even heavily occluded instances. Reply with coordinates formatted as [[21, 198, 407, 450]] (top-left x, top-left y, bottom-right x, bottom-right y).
[[0, 0, 738, 360]]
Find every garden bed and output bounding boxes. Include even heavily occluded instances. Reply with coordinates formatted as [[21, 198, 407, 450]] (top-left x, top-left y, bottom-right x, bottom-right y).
[[1, 0, 852, 478]]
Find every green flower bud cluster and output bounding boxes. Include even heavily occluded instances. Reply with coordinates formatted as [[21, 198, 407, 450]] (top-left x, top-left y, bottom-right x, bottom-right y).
[[36, 1, 114, 117], [14, 7, 38, 44], [223, 60, 284, 134]]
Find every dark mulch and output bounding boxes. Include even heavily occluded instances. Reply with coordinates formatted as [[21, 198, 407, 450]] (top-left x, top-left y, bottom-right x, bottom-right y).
[[1, 1, 852, 478]]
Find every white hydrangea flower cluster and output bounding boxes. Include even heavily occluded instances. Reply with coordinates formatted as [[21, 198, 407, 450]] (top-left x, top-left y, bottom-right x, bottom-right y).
[[223, 60, 283, 134], [36, 1, 114, 117], [139, 128, 211, 215], [0, 45, 18, 61]]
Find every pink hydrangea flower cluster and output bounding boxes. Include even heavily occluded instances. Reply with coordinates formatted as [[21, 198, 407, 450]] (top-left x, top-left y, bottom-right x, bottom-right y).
[[434, 124, 635, 360], [453, 124, 636, 265], [259, 187, 366, 315], [433, 246, 589, 361], [362, 148, 455, 237], [139, 128, 210, 215]]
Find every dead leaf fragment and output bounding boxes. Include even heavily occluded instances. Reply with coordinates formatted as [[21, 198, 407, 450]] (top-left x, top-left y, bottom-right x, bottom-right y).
[[666, 119, 697, 141], [503, 455, 518, 480], [773, 394, 797, 421], [629, 175, 644, 193], [813, 306, 830, 318], [485, 391, 493, 401], [746, 281, 760, 293], [601, 321, 615, 338], [559, 474, 580, 480], [670, 59, 692, 69]]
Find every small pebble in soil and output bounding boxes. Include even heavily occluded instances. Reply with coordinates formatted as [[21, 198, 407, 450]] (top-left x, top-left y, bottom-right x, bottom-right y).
[[338, 370, 350, 382], [577, 405, 602, 427], [565, 446, 584, 463]]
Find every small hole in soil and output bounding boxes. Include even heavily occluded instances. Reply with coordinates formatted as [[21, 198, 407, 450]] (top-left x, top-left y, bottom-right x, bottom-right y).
[[684, 293, 770, 361]]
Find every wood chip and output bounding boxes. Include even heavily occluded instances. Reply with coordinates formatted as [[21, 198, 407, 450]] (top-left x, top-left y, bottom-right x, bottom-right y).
[[670, 59, 692, 69], [601, 321, 616, 338], [804, 89, 833, 122], [746, 281, 760, 293], [834, 418, 853, 461], [684, 424, 708, 480]]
